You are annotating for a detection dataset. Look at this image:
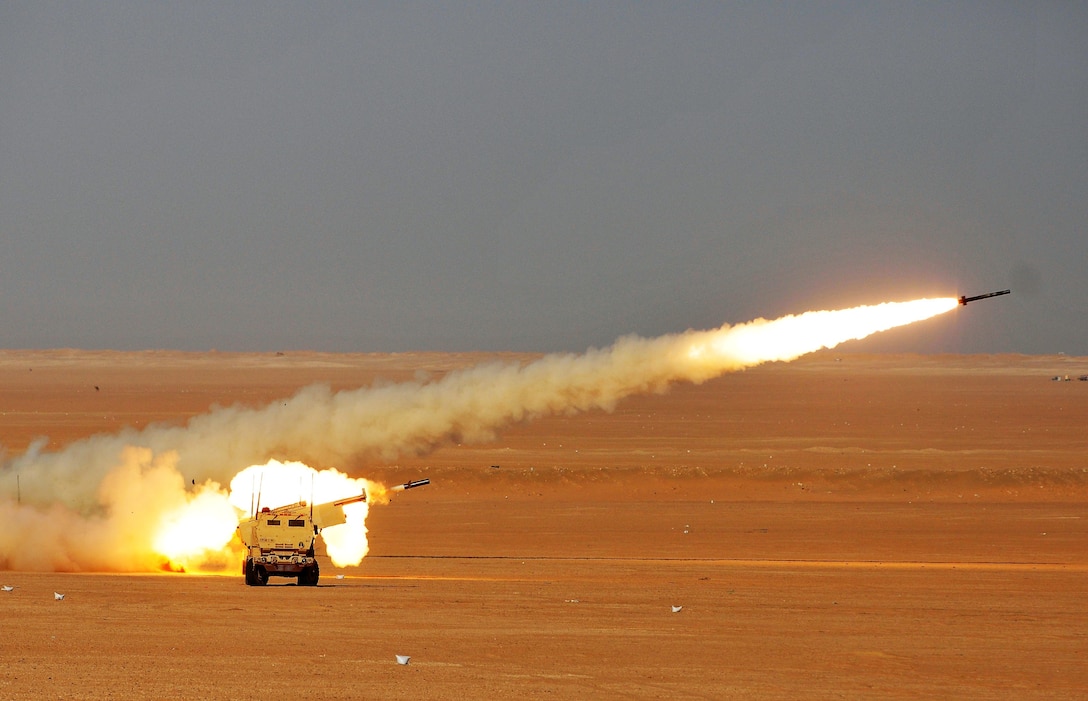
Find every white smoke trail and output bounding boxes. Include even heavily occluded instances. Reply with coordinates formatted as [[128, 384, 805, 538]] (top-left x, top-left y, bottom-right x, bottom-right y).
[[0, 297, 957, 571]]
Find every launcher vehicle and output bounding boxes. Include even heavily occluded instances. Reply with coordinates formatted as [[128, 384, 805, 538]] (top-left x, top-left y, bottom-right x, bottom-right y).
[[237, 479, 429, 586]]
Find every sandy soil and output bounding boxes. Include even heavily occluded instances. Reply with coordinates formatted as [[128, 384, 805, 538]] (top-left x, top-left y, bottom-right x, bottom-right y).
[[1, 350, 1086, 699]]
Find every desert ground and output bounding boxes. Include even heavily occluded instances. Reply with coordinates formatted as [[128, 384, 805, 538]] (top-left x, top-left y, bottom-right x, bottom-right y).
[[1, 349, 1086, 700]]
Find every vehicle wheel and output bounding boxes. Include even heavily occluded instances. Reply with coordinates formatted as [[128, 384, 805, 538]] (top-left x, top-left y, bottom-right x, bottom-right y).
[[255, 566, 269, 586], [244, 559, 256, 586]]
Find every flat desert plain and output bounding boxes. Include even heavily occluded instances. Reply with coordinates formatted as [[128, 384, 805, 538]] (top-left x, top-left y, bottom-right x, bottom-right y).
[[1, 350, 1086, 700]]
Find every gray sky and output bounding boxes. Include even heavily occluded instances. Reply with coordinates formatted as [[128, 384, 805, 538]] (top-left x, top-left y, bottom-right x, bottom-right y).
[[2, 2, 1085, 354]]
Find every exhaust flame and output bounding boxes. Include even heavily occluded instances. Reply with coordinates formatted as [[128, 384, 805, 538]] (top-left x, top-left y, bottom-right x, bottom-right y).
[[148, 460, 377, 572], [0, 297, 958, 572], [689, 297, 959, 365], [152, 486, 241, 571]]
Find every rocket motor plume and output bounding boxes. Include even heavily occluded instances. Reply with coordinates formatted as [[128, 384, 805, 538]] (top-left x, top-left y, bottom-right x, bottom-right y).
[[0, 296, 958, 572]]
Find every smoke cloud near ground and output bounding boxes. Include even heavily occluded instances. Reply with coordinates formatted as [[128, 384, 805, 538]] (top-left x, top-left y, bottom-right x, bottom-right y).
[[0, 298, 957, 571]]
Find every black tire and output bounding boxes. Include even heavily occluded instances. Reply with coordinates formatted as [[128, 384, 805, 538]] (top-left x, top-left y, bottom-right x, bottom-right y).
[[255, 566, 269, 586], [299, 563, 319, 586], [244, 558, 256, 586]]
